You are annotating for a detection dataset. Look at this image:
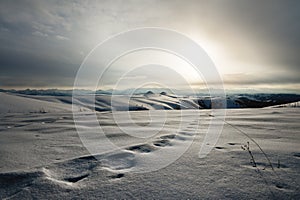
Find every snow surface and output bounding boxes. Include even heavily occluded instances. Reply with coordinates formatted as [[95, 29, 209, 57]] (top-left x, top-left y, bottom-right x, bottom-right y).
[[269, 101, 300, 108], [1, 92, 299, 113], [0, 93, 300, 199], [0, 93, 84, 113]]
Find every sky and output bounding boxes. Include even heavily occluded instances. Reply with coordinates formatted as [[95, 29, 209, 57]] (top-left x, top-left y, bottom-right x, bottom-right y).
[[0, 0, 299, 93]]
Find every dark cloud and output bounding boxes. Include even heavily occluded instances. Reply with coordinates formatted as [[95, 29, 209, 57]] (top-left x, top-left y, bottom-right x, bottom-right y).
[[222, 72, 300, 85], [218, 0, 300, 72]]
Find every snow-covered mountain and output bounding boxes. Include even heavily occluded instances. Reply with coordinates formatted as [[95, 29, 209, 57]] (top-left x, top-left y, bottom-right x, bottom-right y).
[[0, 91, 299, 113]]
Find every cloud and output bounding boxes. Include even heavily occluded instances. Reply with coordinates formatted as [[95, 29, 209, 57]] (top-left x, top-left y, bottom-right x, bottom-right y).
[[55, 35, 69, 40], [222, 72, 300, 85], [32, 31, 48, 37], [0, 0, 299, 92]]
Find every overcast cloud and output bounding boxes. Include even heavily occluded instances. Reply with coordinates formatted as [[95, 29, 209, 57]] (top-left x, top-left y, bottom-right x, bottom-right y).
[[0, 0, 299, 92]]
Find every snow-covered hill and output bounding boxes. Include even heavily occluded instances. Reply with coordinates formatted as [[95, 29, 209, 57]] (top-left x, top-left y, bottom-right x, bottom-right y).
[[0, 92, 83, 113], [1, 92, 299, 113]]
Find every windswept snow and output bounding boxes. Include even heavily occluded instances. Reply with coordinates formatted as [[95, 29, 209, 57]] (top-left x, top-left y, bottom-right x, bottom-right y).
[[0, 100, 299, 199], [0, 92, 81, 113], [1, 92, 299, 114], [0, 92, 299, 199]]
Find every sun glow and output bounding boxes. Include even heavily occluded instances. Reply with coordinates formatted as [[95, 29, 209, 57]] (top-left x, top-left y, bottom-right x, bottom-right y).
[[99, 49, 204, 90]]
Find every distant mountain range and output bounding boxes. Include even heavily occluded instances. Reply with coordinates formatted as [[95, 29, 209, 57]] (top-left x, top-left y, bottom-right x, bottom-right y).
[[1, 89, 300, 110], [0, 88, 195, 96]]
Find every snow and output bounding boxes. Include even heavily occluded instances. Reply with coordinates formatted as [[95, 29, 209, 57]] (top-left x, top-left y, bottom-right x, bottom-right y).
[[0, 93, 299, 199], [0, 93, 83, 113], [1, 92, 299, 113], [269, 101, 300, 108]]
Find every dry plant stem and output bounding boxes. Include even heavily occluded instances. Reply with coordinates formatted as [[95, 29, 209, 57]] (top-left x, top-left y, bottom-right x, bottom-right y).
[[222, 120, 275, 171], [242, 142, 257, 167]]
